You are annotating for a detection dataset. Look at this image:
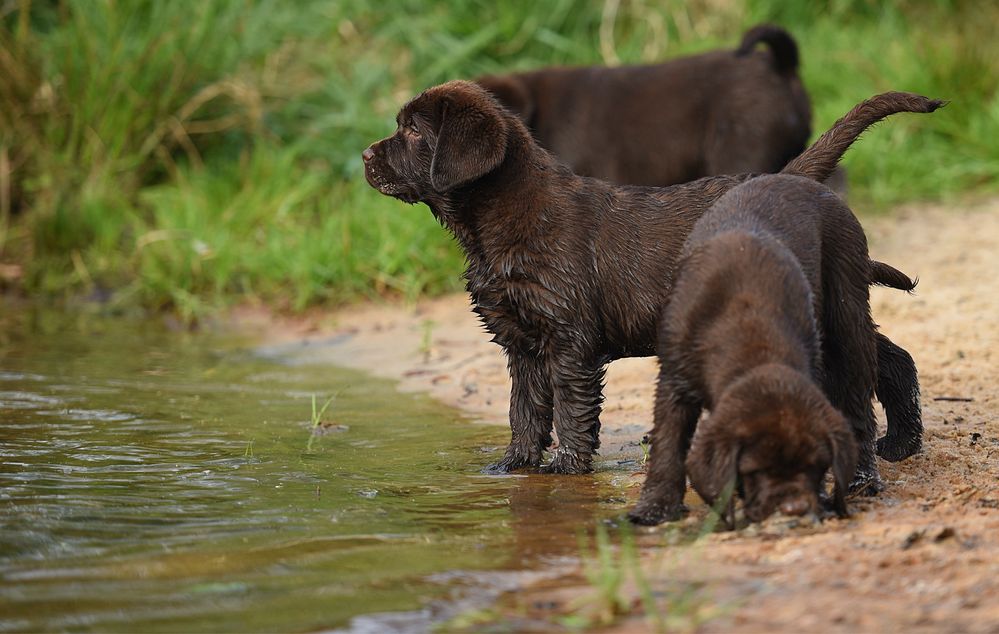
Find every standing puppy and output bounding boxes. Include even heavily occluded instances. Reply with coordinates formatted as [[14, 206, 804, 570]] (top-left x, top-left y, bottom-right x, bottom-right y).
[[477, 25, 811, 186], [362, 81, 938, 480], [629, 174, 884, 525]]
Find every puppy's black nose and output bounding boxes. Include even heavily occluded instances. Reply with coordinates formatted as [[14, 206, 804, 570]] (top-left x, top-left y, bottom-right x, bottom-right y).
[[362, 147, 375, 163]]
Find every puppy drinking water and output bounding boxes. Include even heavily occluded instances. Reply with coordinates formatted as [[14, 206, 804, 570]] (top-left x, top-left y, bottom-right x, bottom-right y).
[[628, 174, 902, 525]]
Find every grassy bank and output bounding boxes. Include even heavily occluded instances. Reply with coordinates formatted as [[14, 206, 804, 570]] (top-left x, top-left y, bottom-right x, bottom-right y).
[[1, 0, 996, 319]]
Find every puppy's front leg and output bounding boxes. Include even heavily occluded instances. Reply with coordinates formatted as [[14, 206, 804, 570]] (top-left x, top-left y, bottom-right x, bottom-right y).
[[628, 378, 700, 525], [485, 349, 553, 473], [542, 353, 605, 474]]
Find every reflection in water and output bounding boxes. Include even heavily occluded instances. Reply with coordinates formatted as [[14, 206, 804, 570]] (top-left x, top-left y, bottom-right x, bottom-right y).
[[505, 474, 614, 565], [0, 309, 633, 632]]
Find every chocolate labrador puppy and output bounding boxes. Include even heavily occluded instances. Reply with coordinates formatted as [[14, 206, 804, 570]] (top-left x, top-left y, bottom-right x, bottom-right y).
[[629, 173, 889, 526], [476, 24, 811, 186], [362, 80, 940, 483]]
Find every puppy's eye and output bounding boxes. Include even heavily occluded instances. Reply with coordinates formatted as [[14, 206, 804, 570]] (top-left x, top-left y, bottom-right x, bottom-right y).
[[405, 122, 421, 137]]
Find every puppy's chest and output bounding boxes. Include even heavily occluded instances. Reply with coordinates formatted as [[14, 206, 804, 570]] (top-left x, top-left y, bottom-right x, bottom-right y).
[[466, 255, 585, 347]]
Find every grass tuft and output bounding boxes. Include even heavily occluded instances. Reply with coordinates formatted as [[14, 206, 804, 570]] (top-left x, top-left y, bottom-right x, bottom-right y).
[[2, 1, 997, 317]]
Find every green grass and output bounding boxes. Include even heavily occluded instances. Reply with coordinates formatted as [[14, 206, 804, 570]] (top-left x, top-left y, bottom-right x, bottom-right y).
[[561, 486, 736, 631], [306, 392, 339, 452], [438, 520, 716, 633], [566, 522, 660, 629], [1, 0, 997, 318]]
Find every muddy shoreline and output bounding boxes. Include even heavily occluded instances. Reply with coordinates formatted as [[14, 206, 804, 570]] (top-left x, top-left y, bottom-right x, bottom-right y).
[[246, 198, 999, 632]]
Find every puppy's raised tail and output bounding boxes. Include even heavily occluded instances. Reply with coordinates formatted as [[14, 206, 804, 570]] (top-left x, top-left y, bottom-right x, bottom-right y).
[[782, 93, 946, 183], [736, 24, 800, 74], [871, 260, 918, 292]]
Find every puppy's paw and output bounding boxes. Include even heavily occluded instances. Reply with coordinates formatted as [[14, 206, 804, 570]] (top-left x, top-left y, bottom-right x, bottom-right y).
[[539, 447, 592, 475], [482, 449, 541, 474], [627, 503, 687, 526], [876, 434, 922, 462], [848, 469, 885, 497], [481, 461, 516, 475]]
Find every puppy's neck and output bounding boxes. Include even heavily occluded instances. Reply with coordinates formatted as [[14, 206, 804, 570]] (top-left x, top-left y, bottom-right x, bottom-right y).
[[704, 295, 817, 400], [426, 123, 566, 259], [707, 315, 815, 403]]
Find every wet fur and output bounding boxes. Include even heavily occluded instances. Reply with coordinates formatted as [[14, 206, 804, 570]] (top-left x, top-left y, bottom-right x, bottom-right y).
[[476, 24, 812, 187], [362, 81, 939, 475], [865, 262, 923, 461], [629, 175, 867, 526]]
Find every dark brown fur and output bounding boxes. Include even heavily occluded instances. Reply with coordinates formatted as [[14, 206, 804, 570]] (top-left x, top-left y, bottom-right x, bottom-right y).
[[629, 175, 868, 526], [362, 81, 940, 478], [476, 24, 811, 187]]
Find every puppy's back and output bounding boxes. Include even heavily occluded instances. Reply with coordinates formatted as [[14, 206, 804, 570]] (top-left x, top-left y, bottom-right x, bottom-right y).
[[690, 174, 865, 291], [477, 30, 811, 186], [663, 228, 821, 397]]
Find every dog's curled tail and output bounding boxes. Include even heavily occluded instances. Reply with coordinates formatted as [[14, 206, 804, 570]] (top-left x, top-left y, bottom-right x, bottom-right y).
[[871, 260, 918, 292], [783, 92, 946, 183], [736, 24, 800, 74]]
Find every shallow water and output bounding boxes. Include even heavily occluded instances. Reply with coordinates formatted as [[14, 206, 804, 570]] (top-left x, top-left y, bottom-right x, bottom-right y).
[[0, 309, 629, 632]]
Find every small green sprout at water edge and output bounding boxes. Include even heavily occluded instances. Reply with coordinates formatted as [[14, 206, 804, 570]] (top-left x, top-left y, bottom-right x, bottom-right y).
[[311, 393, 338, 428], [306, 390, 347, 452]]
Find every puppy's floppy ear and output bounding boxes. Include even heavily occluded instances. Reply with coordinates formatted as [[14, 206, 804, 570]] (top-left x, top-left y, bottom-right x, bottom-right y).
[[430, 93, 508, 193], [686, 425, 739, 527], [476, 75, 535, 124], [826, 415, 858, 518]]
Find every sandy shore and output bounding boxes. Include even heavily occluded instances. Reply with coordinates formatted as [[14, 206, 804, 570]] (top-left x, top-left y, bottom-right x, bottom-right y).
[[250, 197, 999, 632]]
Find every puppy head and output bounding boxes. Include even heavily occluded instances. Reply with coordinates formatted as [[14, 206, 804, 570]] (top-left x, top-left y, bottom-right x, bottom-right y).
[[362, 80, 510, 203], [686, 365, 857, 524]]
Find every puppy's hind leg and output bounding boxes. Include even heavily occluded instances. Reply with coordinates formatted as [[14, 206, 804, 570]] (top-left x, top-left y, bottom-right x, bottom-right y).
[[485, 350, 553, 474], [874, 332, 923, 461], [822, 269, 883, 495], [629, 373, 701, 525]]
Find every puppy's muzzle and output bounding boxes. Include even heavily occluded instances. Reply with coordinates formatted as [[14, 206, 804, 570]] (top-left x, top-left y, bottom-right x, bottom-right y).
[[362, 142, 420, 204], [362, 142, 388, 190]]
